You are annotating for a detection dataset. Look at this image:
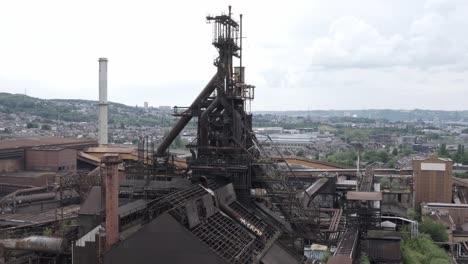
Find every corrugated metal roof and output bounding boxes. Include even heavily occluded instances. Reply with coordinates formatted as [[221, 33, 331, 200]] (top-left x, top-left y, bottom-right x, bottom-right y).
[[104, 213, 230, 264], [118, 200, 146, 217], [0, 137, 97, 150], [78, 186, 103, 215], [85, 147, 136, 154], [346, 191, 382, 201], [79, 187, 148, 217], [77, 151, 101, 163]]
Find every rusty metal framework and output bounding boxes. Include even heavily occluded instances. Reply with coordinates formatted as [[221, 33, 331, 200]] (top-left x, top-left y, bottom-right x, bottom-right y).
[[147, 7, 331, 254]]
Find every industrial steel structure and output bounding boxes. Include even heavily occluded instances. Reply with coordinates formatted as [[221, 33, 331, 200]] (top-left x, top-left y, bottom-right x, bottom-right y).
[[0, 6, 417, 264]]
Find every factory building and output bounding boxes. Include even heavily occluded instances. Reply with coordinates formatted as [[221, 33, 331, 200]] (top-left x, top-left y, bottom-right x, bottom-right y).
[[0, 137, 97, 186], [413, 155, 452, 207], [26, 148, 77, 172]]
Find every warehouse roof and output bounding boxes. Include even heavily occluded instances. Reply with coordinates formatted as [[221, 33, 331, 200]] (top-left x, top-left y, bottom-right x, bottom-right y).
[[0, 137, 97, 150]]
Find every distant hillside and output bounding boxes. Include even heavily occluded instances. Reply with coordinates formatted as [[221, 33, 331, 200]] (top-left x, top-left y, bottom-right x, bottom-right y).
[[2, 92, 467, 127], [0, 93, 173, 127], [254, 109, 468, 122]]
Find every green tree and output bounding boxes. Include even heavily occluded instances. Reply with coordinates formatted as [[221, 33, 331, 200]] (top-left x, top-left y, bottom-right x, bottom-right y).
[[296, 150, 304, 157], [325, 150, 357, 167], [363, 150, 389, 163], [321, 252, 331, 263], [439, 143, 448, 157], [41, 124, 51, 130], [402, 234, 450, 264], [171, 135, 188, 149], [360, 255, 370, 264], [26, 122, 39, 128], [392, 148, 398, 156], [420, 217, 448, 242], [406, 208, 420, 221], [379, 177, 390, 189]]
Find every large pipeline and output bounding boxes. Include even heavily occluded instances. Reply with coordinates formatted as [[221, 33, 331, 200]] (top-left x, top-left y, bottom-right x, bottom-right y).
[[218, 202, 263, 237], [15, 192, 56, 204], [156, 73, 218, 156], [0, 236, 66, 254], [0, 186, 47, 202], [0, 187, 49, 212]]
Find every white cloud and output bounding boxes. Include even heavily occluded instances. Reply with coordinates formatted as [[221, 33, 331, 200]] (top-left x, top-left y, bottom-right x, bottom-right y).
[[0, 0, 467, 110], [303, 0, 468, 70], [306, 16, 405, 68]]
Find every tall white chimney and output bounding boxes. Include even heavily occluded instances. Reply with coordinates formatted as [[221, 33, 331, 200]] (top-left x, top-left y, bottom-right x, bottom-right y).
[[98, 58, 108, 146]]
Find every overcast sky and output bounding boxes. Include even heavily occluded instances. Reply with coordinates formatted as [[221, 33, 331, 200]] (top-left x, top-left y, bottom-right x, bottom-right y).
[[0, 0, 467, 111]]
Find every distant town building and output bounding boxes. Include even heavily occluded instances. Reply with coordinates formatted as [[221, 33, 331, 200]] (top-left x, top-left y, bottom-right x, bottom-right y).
[[253, 127, 283, 134], [413, 155, 452, 207], [144, 102, 148, 110], [159, 106, 172, 111]]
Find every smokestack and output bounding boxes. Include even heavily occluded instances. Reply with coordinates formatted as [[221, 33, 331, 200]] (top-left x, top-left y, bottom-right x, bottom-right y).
[[98, 58, 108, 146], [102, 153, 120, 250]]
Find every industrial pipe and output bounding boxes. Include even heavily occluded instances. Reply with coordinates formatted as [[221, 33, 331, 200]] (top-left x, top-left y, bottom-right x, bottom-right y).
[[15, 192, 56, 203], [156, 73, 218, 156], [0, 236, 66, 254], [218, 202, 263, 237], [0, 186, 49, 210], [1, 186, 47, 201]]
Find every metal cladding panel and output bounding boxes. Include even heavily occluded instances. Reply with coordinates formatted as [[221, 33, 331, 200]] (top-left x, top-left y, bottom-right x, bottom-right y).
[[413, 156, 452, 206], [261, 242, 299, 264], [25, 148, 77, 171], [421, 163, 446, 171], [186, 200, 201, 228], [302, 178, 329, 207], [104, 213, 229, 264], [0, 158, 22, 173], [214, 183, 237, 205], [78, 186, 103, 215], [367, 239, 402, 262], [203, 194, 216, 218], [346, 191, 382, 201], [186, 194, 218, 228]]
